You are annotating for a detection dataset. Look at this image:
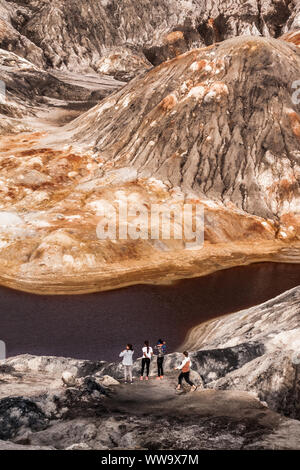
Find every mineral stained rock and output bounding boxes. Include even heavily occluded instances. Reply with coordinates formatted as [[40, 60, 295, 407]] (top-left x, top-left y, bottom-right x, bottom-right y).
[[0, 1, 299, 295], [0, 0, 299, 452], [61, 35, 300, 221], [0, 36, 299, 293], [0, 287, 299, 450]]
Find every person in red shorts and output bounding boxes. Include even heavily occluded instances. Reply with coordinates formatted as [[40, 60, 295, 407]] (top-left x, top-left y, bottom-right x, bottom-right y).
[[175, 351, 197, 392]]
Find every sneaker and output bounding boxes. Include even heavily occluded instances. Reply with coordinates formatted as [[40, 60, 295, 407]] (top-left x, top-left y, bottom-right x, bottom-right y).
[[140, 376, 143, 381], [156, 376, 160, 380], [160, 376, 164, 379], [124, 381, 127, 384], [190, 385, 197, 392], [176, 385, 181, 391], [145, 376, 149, 381]]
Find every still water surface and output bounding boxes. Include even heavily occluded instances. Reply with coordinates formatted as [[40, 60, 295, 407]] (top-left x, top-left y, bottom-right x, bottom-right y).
[[0, 262, 299, 362]]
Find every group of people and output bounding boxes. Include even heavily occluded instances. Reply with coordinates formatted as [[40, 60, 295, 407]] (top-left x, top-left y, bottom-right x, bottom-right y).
[[119, 340, 197, 392]]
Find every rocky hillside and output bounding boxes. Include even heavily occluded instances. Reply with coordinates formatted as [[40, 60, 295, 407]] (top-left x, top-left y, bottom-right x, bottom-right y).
[[184, 286, 300, 419], [0, 2, 299, 295], [0, 287, 299, 450], [0, 0, 299, 452], [0, 48, 124, 134], [0, 0, 299, 79], [59, 35, 300, 222]]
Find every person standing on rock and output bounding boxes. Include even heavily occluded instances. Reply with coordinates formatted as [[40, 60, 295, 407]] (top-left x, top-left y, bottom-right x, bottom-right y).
[[175, 351, 197, 392], [154, 339, 166, 380], [140, 340, 153, 381], [119, 344, 134, 384]]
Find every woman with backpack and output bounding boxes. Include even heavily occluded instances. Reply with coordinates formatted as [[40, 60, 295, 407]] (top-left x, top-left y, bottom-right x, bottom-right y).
[[154, 339, 166, 380], [140, 340, 153, 381], [119, 343, 134, 384]]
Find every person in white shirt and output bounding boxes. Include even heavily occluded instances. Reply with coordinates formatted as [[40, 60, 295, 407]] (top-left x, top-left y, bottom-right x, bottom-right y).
[[174, 351, 197, 392], [119, 344, 134, 383], [140, 340, 153, 381]]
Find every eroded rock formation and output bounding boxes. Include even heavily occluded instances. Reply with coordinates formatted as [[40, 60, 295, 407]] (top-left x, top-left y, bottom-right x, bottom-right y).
[[1, 0, 299, 77], [0, 2, 299, 296], [60, 36, 300, 222], [0, 0, 299, 452], [0, 34, 299, 293], [0, 47, 124, 134], [183, 286, 300, 420]]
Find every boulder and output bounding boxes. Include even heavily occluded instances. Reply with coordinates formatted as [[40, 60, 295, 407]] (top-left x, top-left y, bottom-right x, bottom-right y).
[[94, 375, 120, 387], [0, 397, 49, 440], [61, 371, 77, 388]]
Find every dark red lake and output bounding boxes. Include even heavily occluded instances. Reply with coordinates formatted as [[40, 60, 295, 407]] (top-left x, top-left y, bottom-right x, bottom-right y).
[[0, 262, 299, 362]]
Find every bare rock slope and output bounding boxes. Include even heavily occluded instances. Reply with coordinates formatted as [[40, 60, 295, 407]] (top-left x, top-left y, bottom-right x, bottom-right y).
[[61, 35, 300, 223], [1, 0, 299, 78], [0, 3, 299, 294], [183, 286, 300, 420], [0, 48, 124, 133], [0, 35, 299, 293]]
